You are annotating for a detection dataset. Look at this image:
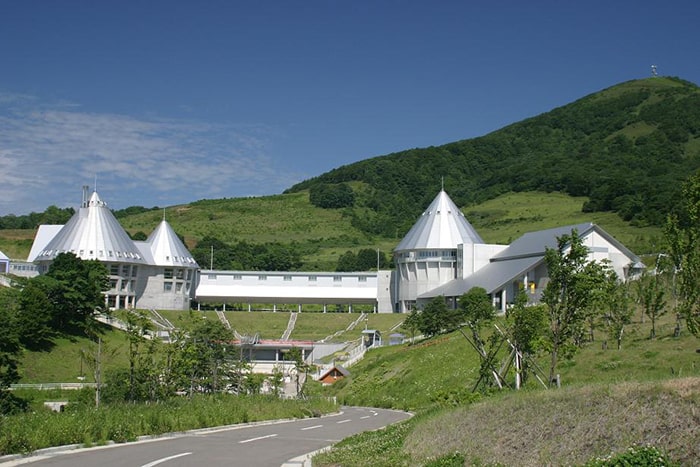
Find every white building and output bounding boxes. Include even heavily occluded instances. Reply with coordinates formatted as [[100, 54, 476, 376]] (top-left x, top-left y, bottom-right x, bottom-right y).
[[26, 187, 644, 313], [29, 187, 198, 310]]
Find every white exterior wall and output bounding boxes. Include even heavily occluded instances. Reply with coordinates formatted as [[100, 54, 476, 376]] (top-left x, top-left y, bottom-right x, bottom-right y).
[[459, 243, 508, 278], [395, 250, 459, 312], [581, 231, 634, 280], [135, 265, 196, 310], [376, 269, 395, 313], [196, 270, 379, 308]]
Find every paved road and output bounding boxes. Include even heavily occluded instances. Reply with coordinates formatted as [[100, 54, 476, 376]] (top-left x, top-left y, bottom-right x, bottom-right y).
[[1, 407, 411, 467]]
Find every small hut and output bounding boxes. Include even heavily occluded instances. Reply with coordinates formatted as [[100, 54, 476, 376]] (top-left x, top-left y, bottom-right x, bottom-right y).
[[362, 329, 382, 348], [319, 364, 350, 385]]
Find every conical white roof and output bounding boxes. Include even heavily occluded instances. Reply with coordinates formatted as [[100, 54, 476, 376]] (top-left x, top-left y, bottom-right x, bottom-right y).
[[146, 219, 199, 267], [36, 191, 144, 264], [394, 190, 483, 252]]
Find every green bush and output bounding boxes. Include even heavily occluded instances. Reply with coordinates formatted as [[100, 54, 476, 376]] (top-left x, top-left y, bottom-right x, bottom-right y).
[[584, 445, 678, 467]]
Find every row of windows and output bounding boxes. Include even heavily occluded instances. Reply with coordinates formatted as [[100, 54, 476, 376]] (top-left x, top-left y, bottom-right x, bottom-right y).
[[163, 281, 189, 293], [41, 249, 141, 260], [110, 264, 138, 277], [164, 268, 193, 280], [207, 274, 369, 282], [109, 279, 135, 292], [417, 250, 457, 259]]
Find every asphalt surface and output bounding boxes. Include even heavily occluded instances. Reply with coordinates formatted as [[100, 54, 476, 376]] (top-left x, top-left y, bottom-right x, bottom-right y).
[[0, 407, 412, 467]]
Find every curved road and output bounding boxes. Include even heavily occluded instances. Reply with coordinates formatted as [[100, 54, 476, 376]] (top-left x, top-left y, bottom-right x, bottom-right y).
[[1, 407, 411, 467]]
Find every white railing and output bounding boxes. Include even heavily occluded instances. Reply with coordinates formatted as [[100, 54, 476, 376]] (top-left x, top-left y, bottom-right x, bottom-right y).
[[11, 383, 97, 390]]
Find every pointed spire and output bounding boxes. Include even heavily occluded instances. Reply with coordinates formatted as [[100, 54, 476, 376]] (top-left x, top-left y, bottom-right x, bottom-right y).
[[394, 190, 483, 251], [147, 219, 198, 267], [37, 189, 143, 263]]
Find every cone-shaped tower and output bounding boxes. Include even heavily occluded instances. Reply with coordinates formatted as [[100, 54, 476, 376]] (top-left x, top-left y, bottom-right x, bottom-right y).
[[147, 220, 199, 267], [393, 190, 483, 312], [36, 190, 144, 264]]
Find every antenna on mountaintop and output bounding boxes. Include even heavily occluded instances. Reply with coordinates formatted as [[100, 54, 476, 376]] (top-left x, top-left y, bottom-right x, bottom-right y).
[[94, 174, 98, 192], [441, 176, 445, 191], [651, 64, 658, 77]]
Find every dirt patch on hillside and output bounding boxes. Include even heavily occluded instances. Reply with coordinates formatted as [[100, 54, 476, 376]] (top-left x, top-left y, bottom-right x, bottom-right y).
[[404, 377, 700, 466]]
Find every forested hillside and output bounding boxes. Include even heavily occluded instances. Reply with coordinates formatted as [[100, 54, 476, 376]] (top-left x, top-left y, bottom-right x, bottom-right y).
[[287, 77, 700, 235]]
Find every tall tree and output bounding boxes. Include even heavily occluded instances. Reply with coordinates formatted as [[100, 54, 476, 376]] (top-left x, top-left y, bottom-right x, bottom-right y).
[[542, 229, 610, 385], [0, 296, 28, 414], [44, 253, 109, 334]]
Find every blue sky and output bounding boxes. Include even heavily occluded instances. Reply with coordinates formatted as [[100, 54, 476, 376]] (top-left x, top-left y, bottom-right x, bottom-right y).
[[1, 1, 699, 216]]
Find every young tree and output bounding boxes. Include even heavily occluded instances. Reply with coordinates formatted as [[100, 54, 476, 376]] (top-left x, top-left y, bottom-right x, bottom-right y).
[[124, 310, 153, 401], [603, 282, 634, 350], [401, 309, 422, 343], [507, 292, 548, 386], [542, 229, 610, 385], [458, 287, 496, 359], [638, 272, 667, 339]]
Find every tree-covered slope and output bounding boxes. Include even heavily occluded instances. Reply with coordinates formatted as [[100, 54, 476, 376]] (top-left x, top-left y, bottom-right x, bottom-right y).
[[287, 77, 700, 235]]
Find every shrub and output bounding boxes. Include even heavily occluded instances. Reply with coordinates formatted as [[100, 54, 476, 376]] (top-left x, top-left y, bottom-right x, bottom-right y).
[[584, 445, 678, 467]]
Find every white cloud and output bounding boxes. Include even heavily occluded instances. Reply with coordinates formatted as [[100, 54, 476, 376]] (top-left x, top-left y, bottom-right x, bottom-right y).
[[0, 95, 301, 215]]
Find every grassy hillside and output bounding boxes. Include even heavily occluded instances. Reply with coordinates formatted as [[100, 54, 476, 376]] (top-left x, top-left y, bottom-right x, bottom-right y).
[[312, 312, 700, 466], [19, 324, 130, 383]]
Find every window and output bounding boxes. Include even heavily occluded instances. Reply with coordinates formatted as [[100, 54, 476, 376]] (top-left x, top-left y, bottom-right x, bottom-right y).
[[258, 275, 267, 281], [308, 276, 317, 282], [284, 275, 292, 281], [232, 274, 242, 280], [132, 266, 138, 277], [207, 274, 217, 280], [163, 282, 173, 292], [164, 268, 173, 279], [110, 265, 120, 275], [175, 283, 183, 293], [121, 265, 130, 276], [176, 269, 184, 279], [109, 279, 118, 290], [359, 276, 367, 282], [333, 276, 342, 282]]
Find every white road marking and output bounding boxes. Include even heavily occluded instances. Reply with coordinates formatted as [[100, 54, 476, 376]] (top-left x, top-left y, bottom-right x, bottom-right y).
[[141, 452, 192, 467], [360, 416, 371, 419], [239, 434, 278, 444], [336, 419, 352, 424], [300, 425, 323, 431]]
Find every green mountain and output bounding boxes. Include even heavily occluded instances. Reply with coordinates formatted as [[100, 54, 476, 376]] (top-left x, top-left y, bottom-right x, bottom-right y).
[[287, 76, 700, 235], [2, 77, 694, 269]]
